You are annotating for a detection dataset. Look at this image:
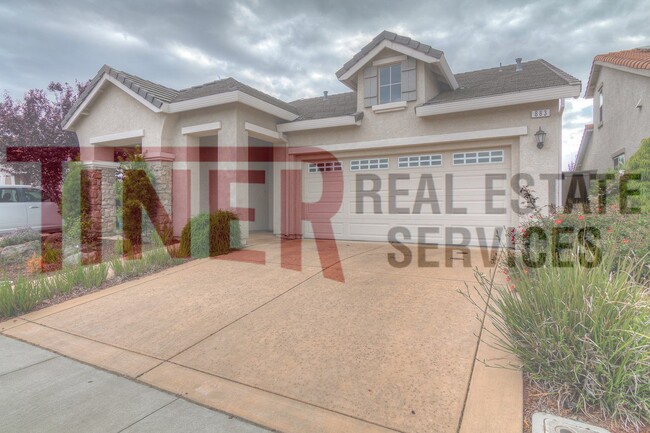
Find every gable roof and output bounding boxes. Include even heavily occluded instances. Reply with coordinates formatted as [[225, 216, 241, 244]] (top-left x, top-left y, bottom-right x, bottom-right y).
[[336, 30, 443, 78], [423, 59, 580, 106], [585, 47, 650, 97], [63, 65, 298, 129], [335, 30, 458, 91], [62, 65, 178, 128], [289, 92, 358, 120]]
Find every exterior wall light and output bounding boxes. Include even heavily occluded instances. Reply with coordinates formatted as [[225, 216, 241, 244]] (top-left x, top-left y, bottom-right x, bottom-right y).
[[535, 127, 546, 149]]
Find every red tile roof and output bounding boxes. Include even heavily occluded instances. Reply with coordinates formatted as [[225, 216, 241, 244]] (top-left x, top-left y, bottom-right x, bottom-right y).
[[594, 48, 650, 70]]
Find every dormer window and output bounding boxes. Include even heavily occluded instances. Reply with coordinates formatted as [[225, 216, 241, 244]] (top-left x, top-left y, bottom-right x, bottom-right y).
[[378, 64, 401, 104]]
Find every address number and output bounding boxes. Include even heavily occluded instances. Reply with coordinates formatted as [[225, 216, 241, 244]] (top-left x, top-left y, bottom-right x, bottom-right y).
[[531, 109, 551, 118]]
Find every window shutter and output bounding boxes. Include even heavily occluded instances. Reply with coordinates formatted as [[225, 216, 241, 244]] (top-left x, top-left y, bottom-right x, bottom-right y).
[[401, 57, 417, 102], [363, 65, 378, 107]]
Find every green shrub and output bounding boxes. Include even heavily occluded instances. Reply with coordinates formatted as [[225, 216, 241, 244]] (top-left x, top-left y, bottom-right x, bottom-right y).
[[0, 229, 41, 248], [466, 246, 650, 429], [623, 137, 650, 214], [61, 161, 92, 245], [178, 211, 241, 258]]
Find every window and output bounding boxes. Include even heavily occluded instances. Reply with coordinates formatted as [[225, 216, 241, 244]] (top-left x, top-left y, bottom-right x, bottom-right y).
[[453, 150, 504, 165], [308, 161, 342, 173], [598, 86, 604, 125], [378, 64, 401, 104], [350, 158, 389, 171], [0, 188, 19, 203], [21, 188, 50, 202], [398, 154, 442, 168], [613, 153, 625, 168]]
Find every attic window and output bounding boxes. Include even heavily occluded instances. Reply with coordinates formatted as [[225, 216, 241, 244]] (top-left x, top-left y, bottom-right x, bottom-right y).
[[378, 64, 401, 104]]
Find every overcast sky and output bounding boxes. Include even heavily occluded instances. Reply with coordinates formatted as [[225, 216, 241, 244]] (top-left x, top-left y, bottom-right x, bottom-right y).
[[1, 0, 648, 168]]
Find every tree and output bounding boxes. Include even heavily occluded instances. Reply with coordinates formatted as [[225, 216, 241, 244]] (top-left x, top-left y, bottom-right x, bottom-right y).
[[0, 81, 87, 205]]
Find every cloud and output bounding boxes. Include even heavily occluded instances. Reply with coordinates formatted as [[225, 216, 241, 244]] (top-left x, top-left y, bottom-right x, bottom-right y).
[[1, 0, 648, 167]]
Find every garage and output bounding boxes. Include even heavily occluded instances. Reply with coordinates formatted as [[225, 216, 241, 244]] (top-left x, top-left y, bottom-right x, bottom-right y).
[[302, 146, 512, 246]]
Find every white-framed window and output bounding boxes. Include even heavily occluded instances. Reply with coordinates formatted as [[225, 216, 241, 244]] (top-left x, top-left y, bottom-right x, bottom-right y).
[[308, 161, 342, 173], [350, 158, 389, 171], [613, 153, 625, 168], [453, 150, 504, 165], [598, 85, 604, 125], [398, 154, 442, 168], [378, 64, 401, 104]]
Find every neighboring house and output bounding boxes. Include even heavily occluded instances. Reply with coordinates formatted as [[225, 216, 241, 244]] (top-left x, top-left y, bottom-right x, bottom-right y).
[[62, 31, 581, 246], [0, 166, 16, 185], [576, 47, 650, 172]]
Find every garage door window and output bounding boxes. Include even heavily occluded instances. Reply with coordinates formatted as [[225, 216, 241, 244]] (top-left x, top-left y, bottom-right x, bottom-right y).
[[350, 158, 389, 171], [453, 150, 504, 165], [308, 161, 342, 173], [398, 154, 442, 168]]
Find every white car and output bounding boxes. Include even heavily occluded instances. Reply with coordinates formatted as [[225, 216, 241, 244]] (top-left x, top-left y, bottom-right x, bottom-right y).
[[0, 185, 62, 234]]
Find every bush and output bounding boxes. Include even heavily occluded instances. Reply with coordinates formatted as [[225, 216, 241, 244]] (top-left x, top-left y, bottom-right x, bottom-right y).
[[0, 229, 41, 248], [466, 242, 650, 430], [178, 211, 241, 258]]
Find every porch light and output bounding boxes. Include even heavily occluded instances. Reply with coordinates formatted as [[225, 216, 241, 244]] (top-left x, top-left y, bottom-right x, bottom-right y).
[[535, 127, 546, 149]]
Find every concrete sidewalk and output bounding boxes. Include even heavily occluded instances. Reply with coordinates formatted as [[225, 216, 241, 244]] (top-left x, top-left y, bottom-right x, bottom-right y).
[[0, 336, 270, 433]]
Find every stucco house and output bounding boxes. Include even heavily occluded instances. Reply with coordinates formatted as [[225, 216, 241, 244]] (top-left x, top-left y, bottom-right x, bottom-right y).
[[62, 31, 581, 246], [576, 47, 650, 172]]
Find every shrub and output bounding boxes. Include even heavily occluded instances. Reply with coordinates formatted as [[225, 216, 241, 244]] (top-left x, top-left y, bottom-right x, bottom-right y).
[[178, 211, 241, 258], [623, 137, 650, 214], [60, 161, 94, 257], [0, 229, 41, 248], [466, 245, 650, 430]]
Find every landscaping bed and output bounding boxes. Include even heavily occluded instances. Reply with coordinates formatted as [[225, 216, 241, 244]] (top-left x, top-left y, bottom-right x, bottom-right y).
[[466, 207, 649, 433]]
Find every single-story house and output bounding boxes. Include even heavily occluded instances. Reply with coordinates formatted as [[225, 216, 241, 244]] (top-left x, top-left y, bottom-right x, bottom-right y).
[[62, 31, 581, 246], [576, 47, 650, 172]]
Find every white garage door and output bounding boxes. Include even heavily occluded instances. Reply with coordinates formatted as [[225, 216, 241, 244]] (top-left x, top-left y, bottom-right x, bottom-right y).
[[302, 147, 511, 246]]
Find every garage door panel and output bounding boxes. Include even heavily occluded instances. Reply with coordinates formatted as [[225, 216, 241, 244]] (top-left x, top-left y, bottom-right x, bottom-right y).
[[302, 147, 511, 246]]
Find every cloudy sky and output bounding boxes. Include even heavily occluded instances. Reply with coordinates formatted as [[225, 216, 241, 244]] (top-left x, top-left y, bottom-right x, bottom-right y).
[[1, 0, 648, 167]]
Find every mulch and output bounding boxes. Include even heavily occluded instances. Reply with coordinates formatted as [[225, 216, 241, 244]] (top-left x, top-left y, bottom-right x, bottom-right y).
[[523, 374, 649, 433]]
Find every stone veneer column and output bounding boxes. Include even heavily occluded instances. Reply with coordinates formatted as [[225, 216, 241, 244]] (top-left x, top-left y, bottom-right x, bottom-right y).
[[84, 162, 118, 239], [144, 152, 175, 232]]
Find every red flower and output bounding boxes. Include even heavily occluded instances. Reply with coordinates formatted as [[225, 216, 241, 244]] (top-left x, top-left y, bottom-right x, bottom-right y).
[[578, 215, 585, 221], [623, 239, 629, 244], [555, 219, 563, 225]]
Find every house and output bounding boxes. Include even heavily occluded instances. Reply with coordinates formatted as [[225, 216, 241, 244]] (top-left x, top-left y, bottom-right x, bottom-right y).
[[576, 47, 650, 172], [0, 166, 16, 185], [62, 31, 581, 246]]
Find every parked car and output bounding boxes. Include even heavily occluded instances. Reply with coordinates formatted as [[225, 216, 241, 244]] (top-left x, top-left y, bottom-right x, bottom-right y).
[[0, 185, 62, 234]]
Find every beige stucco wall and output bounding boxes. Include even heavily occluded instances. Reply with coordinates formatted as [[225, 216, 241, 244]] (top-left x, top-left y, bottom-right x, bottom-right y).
[[74, 85, 166, 151], [284, 97, 563, 228], [584, 66, 650, 172]]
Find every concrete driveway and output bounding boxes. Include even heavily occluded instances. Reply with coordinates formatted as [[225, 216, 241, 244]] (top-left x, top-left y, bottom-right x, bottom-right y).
[[0, 233, 522, 433]]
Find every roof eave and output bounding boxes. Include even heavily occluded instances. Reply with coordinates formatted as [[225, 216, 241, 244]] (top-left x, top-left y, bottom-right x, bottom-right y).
[[165, 91, 299, 122], [584, 62, 601, 98], [416, 84, 582, 117], [62, 72, 163, 131]]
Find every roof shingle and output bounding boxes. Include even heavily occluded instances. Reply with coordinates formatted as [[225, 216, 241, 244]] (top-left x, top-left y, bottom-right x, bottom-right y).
[[424, 59, 580, 105], [289, 92, 358, 120], [63, 65, 297, 128], [336, 30, 443, 78]]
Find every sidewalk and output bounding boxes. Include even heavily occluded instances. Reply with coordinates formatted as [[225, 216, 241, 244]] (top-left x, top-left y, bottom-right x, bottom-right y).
[[0, 336, 270, 433]]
